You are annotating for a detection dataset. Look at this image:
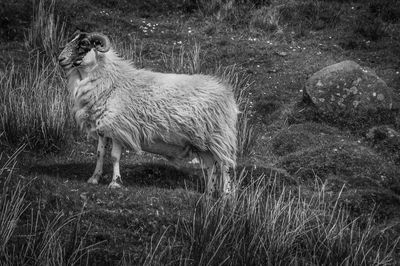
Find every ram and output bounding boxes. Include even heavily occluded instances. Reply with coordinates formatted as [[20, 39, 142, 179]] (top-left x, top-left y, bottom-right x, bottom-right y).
[[58, 31, 238, 196]]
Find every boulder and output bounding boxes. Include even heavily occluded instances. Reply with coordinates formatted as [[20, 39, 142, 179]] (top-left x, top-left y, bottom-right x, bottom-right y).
[[305, 60, 398, 118]]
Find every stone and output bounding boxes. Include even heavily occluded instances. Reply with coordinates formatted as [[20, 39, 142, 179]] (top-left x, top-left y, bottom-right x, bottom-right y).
[[304, 60, 398, 118]]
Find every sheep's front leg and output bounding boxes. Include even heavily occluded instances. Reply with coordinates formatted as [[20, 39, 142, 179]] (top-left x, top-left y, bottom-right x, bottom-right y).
[[87, 136, 106, 184], [108, 140, 123, 189]]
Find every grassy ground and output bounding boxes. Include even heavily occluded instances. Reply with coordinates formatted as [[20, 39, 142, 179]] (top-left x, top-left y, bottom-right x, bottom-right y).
[[1, 0, 400, 265]]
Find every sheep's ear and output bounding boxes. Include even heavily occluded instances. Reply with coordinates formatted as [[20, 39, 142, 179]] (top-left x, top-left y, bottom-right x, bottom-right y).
[[72, 29, 81, 36]]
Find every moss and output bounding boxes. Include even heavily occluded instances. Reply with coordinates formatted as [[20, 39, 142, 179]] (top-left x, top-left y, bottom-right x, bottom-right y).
[[271, 122, 344, 156], [279, 141, 400, 193]]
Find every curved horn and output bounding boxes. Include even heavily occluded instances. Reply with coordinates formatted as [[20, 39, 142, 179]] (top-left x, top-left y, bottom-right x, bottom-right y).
[[87, 32, 111, 53]]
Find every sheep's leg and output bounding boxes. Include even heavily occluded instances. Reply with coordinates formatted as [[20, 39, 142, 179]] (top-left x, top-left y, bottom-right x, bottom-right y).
[[220, 163, 232, 195], [199, 152, 217, 197], [108, 140, 123, 189], [87, 136, 106, 184]]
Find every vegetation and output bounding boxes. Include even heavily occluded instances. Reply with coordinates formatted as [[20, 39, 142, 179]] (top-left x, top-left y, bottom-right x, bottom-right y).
[[1, 0, 400, 265], [142, 178, 399, 265]]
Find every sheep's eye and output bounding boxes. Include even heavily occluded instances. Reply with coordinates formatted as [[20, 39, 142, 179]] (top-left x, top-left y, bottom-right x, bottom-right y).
[[79, 39, 90, 47]]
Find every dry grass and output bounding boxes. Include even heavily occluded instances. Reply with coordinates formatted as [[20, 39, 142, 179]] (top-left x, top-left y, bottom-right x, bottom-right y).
[[113, 37, 145, 68], [0, 0, 70, 150], [0, 145, 28, 254], [141, 176, 399, 265], [25, 0, 67, 63], [0, 56, 70, 150], [161, 42, 202, 74]]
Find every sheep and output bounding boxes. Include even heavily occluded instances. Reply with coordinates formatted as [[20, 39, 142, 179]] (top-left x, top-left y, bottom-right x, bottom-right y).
[[58, 31, 238, 196]]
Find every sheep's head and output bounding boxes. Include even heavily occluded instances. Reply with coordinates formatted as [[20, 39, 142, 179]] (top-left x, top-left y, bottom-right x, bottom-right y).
[[58, 31, 111, 70]]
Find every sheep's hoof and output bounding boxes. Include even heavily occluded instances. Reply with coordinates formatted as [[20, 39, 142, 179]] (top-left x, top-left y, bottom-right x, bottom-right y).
[[87, 175, 100, 184], [108, 181, 122, 189]]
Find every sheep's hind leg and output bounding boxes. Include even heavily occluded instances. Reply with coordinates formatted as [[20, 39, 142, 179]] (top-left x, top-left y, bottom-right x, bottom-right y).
[[87, 136, 106, 185], [220, 163, 232, 196], [199, 152, 217, 198], [108, 140, 123, 189]]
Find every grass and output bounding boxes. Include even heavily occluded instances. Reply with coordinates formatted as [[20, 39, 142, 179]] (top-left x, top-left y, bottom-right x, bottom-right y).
[[0, 147, 99, 265], [0, 145, 28, 255], [141, 176, 399, 265], [0, 56, 70, 150], [25, 0, 67, 63], [0, 0, 70, 150], [2, 147, 399, 265], [161, 42, 202, 74]]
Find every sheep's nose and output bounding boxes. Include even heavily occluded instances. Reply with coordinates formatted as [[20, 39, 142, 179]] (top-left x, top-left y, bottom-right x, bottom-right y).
[[58, 56, 68, 66], [58, 56, 66, 62]]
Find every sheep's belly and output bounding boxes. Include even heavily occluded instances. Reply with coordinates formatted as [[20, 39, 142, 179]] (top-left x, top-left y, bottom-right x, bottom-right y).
[[141, 140, 191, 160]]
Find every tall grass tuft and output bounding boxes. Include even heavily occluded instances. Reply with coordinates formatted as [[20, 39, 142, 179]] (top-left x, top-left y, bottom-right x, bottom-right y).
[[114, 37, 145, 69], [26, 0, 67, 63], [0, 145, 28, 256], [143, 176, 399, 265], [0, 56, 70, 150], [0, 0, 70, 150], [161, 43, 202, 74]]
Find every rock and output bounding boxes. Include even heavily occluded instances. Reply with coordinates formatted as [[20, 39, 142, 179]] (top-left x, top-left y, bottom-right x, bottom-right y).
[[304, 60, 398, 118]]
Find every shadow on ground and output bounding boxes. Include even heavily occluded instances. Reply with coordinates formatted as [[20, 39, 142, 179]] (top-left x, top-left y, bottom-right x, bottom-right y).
[[29, 162, 204, 191]]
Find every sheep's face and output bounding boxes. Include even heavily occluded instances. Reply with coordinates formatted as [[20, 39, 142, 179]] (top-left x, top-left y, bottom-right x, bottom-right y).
[[58, 31, 110, 71]]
